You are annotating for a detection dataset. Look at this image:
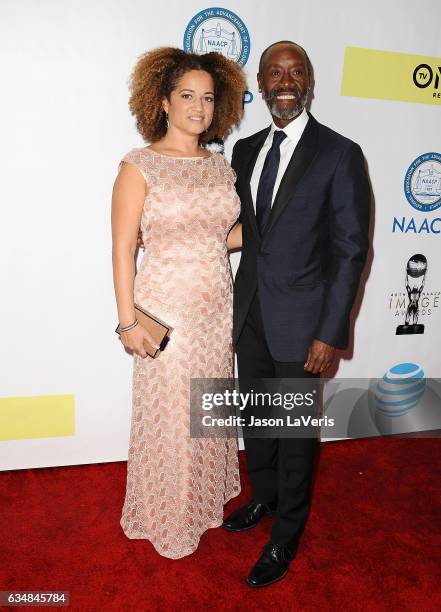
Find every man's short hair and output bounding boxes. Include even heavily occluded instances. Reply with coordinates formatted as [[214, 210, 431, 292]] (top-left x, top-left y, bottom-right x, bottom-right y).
[[258, 41, 313, 78]]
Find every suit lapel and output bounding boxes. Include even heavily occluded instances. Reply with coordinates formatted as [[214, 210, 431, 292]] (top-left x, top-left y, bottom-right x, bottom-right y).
[[262, 113, 319, 240], [239, 127, 270, 243]]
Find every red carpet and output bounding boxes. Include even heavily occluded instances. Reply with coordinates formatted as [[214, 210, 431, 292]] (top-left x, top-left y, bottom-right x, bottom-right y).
[[1, 439, 440, 611]]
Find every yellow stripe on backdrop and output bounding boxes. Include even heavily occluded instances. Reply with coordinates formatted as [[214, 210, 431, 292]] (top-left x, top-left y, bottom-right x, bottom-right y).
[[0, 395, 75, 441], [341, 47, 441, 106]]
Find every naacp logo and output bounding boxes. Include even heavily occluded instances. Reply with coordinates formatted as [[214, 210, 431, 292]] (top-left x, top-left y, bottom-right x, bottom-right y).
[[404, 152, 441, 212], [183, 7, 250, 66]]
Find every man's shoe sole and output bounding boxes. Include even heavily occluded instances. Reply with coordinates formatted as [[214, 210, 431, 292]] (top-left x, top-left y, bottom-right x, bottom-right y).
[[221, 522, 258, 532], [246, 568, 289, 588]]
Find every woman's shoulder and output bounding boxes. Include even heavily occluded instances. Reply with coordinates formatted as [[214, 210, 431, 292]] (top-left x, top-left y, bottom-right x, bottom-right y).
[[120, 147, 146, 165], [119, 147, 158, 172], [118, 147, 154, 183]]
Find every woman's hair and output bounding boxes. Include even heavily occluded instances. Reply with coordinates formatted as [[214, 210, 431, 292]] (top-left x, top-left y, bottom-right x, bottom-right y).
[[127, 47, 247, 143]]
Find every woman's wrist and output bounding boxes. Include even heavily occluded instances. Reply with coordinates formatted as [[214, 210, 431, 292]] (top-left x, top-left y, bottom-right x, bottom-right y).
[[119, 319, 138, 332], [118, 308, 137, 328]]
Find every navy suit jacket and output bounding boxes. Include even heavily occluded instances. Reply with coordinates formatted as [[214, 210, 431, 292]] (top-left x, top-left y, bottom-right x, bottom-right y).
[[231, 112, 371, 361]]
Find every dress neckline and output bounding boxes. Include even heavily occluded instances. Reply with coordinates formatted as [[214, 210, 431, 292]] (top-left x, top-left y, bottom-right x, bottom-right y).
[[142, 147, 214, 160]]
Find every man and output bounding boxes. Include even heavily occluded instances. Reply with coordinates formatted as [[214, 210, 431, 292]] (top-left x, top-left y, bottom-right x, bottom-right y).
[[222, 41, 371, 587]]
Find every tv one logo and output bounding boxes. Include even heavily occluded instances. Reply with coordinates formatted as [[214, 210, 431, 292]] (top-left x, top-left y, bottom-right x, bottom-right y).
[[413, 63, 441, 99]]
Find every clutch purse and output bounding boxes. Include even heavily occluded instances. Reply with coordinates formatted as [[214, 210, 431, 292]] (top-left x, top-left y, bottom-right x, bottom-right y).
[[115, 302, 173, 359]]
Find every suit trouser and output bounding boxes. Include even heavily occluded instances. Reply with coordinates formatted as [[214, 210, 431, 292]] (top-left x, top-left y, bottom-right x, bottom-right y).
[[236, 290, 319, 546]]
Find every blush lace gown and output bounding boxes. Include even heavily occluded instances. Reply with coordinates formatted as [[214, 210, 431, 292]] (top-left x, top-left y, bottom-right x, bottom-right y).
[[118, 147, 241, 559]]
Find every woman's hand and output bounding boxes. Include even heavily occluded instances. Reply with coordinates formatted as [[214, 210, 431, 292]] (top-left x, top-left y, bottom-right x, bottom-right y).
[[137, 227, 145, 250], [119, 324, 160, 358]]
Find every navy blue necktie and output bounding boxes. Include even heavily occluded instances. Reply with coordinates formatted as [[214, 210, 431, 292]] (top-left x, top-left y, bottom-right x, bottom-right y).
[[255, 130, 287, 235]]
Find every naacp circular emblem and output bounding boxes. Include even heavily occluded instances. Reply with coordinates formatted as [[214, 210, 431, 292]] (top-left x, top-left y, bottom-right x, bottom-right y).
[[183, 7, 250, 66], [404, 152, 441, 212]]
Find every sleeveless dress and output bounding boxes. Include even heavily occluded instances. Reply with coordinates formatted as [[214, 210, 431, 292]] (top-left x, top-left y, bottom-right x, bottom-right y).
[[118, 147, 241, 559]]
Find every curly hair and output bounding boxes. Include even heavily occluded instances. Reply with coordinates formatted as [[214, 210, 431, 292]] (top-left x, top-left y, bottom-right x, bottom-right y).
[[127, 47, 247, 144]]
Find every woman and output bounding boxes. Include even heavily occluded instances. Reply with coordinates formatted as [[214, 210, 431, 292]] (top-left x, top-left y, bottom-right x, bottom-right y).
[[111, 47, 245, 559]]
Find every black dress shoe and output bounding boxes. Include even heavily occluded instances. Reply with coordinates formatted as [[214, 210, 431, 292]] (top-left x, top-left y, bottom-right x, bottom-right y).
[[222, 500, 275, 532], [246, 541, 298, 588]]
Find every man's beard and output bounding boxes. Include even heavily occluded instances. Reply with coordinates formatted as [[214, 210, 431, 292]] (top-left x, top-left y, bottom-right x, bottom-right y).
[[264, 86, 309, 120]]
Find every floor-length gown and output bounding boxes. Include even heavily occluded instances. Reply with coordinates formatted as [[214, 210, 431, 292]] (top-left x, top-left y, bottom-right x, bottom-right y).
[[118, 147, 241, 559]]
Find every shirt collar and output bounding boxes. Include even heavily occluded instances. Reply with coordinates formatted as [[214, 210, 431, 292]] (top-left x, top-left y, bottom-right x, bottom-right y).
[[268, 107, 309, 143]]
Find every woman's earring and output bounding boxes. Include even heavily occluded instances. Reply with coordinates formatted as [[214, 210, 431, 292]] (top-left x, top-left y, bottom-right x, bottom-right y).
[[164, 110, 169, 129]]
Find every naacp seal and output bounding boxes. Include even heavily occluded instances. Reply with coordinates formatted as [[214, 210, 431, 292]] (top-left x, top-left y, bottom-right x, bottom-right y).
[[404, 152, 441, 212], [183, 7, 250, 66]]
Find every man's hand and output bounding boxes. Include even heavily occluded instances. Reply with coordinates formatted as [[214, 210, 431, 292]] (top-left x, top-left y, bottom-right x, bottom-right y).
[[137, 227, 145, 249], [304, 339, 335, 374]]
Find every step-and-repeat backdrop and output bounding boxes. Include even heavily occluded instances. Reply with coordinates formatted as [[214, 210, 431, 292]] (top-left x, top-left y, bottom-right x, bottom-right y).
[[1, 0, 440, 469]]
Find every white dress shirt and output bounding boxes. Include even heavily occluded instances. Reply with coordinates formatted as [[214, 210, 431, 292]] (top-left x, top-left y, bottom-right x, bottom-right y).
[[250, 107, 309, 211]]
